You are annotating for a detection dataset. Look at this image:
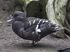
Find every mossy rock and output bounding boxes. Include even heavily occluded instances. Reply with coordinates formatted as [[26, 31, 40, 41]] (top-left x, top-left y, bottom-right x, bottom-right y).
[[26, 1, 47, 19], [64, 0, 70, 29], [14, 0, 25, 11], [15, 0, 25, 6]]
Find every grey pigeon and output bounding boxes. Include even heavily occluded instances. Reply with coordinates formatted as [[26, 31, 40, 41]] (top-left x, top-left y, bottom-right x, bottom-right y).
[[7, 11, 60, 45]]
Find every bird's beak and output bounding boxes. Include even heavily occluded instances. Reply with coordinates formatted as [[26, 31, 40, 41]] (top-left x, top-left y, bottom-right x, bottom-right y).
[[7, 18, 13, 23], [7, 15, 13, 23], [6, 15, 14, 26]]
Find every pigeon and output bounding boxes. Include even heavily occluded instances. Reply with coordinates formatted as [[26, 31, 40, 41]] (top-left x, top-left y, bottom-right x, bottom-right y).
[[7, 11, 60, 45], [58, 48, 70, 52]]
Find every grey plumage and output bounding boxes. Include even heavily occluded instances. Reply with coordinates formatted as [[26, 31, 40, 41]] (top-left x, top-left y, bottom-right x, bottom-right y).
[[8, 11, 60, 45]]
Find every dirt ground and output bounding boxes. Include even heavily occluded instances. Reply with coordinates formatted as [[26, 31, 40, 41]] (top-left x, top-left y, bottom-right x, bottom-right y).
[[0, 21, 70, 52]]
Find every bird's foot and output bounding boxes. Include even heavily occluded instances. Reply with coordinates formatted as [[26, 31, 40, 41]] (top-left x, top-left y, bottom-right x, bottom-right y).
[[32, 41, 38, 46]]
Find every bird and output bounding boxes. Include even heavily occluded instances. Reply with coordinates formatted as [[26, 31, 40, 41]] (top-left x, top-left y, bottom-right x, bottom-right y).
[[7, 11, 60, 45], [58, 48, 70, 52]]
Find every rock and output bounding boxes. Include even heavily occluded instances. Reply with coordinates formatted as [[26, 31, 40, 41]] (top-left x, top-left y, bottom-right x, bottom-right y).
[[0, 21, 3, 26], [26, 1, 47, 19], [51, 29, 68, 39], [0, 21, 2, 24], [58, 48, 70, 52]]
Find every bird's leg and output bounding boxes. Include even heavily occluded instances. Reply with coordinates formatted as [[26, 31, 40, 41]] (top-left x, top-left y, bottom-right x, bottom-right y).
[[32, 41, 38, 46], [32, 41, 35, 46]]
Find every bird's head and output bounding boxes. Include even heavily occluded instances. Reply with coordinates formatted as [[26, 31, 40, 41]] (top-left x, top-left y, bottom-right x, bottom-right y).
[[7, 11, 26, 24]]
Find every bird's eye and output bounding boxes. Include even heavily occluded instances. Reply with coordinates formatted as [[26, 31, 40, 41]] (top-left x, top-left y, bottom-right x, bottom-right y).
[[13, 14, 19, 17]]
